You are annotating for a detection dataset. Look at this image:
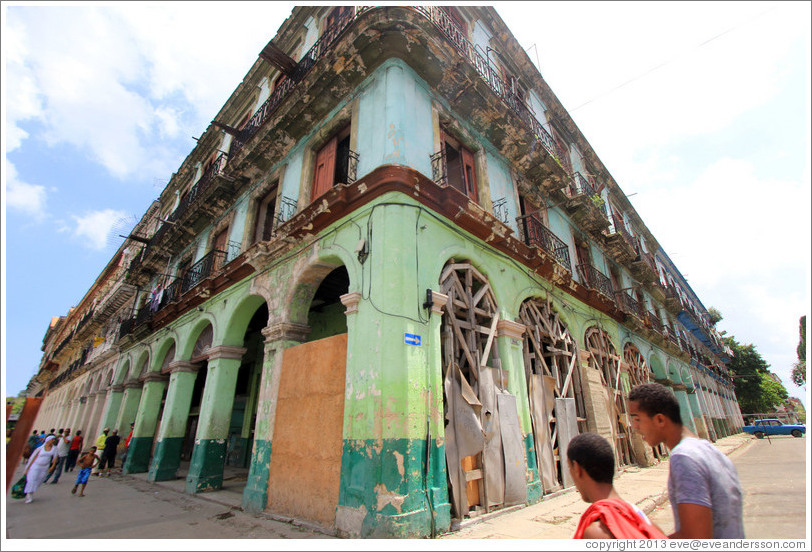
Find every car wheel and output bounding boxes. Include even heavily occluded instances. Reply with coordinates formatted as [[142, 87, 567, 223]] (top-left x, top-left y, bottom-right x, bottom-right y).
[[754, 431, 764, 439], [791, 429, 802, 438]]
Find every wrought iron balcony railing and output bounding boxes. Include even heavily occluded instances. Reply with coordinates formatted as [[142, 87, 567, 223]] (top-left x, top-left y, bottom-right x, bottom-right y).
[[568, 172, 597, 198], [615, 290, 646, 319], [492, 198, 510, 225], [607, 211, 637, 249], [576, 263, 614, 300], [181, 249, 228, 294], [647, 311, 663, 334], [524, 215, 572, 271]]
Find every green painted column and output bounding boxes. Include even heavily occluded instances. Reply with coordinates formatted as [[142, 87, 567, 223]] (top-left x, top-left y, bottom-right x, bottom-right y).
[[496, 317, 541, 504], [242, 322, 309, 513], [673, 387, 696, 434], [106, 381, 142, 438], [149, 361, 198, 482], [186, 345, 246, 494], [124, 372, 168, 474], [97, 385, 125, 437]]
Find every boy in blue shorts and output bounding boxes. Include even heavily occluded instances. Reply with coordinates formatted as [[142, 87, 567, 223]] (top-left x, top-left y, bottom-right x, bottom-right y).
[[72, 446, 101, 497]]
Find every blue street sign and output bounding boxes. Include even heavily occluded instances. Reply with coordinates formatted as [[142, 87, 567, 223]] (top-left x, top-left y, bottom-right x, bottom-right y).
[[404, 333, 421, 346]]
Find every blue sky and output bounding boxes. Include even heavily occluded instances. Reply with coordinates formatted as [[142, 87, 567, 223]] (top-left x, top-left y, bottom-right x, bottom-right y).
[[3, 2, 810, 409]]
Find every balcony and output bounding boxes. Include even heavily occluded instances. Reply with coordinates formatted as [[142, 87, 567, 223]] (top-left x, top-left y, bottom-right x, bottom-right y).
[[576, 263, 614, 301], [630, 246, 659, 284], [564, 173, 610, 234], [664, 284, 682, 314], [646, 311, 665, 344], [603, 212, 637, 264], [523, 215, 572, 272]]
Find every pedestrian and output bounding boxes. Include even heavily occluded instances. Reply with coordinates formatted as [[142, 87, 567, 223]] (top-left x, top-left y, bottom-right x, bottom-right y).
[[23, 430, 40, 460], [65, 430, 83, 472], [92, 428, 109, 476], [628, 382, 744, 539], [22, 435, 59, 503], [72, 446, 101, 497], [44, 428, 71, 484], [569, 432, 667, 539], [120, 421, 135, 468], [99, 428, 121, 476]]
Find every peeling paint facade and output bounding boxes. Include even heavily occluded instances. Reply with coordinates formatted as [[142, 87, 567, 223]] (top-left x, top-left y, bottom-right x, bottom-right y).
[[30, 6, 743, 538]]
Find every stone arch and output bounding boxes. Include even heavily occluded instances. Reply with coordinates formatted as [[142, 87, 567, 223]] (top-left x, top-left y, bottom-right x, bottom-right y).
[[647, 352, 668, 381], [133, 349, 151, 381], [519, 294, 584, 494], [114, 357, 132, 385], [150, 336, 178, 373], [666, 359, 683, 383], [285, 254, 348, 327], [180, 316, 217, 360], [222, 294, 269, 346], [623, 342, 650, 387], [584, 325, 635, 467]]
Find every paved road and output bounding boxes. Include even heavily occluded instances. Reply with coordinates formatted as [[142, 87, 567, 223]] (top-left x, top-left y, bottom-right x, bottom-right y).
[[648, 435, 807, 539]]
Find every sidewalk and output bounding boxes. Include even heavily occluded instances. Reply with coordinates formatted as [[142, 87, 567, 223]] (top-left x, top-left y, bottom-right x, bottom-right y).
[[441, 432, 754, 539]]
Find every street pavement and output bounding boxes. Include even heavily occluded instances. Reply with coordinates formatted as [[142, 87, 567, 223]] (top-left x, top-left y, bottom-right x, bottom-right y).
[[4, 431, 805, 544]]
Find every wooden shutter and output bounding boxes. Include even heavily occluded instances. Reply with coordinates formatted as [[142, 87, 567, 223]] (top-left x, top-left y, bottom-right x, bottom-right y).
[[212, 227, 229, 272], [460, 146, 477, 201], [312, 136, 337, 200]]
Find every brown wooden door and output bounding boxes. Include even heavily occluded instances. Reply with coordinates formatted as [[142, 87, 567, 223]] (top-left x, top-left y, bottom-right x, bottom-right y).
[[460, 147, 477, 201], [312, 136, 337, 200], [212, 227, 229, 272]]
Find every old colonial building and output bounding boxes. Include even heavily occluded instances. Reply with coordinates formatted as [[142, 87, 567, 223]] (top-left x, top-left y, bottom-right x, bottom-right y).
[[29, 6, 743, 538]]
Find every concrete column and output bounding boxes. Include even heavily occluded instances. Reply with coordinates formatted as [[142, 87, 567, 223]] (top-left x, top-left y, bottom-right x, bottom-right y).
[[76, 395, 95, 437], [149, 362, 199, 482], [242, 322, 310, 513], [125, 372, 169, 474], [111, 381, 143, 440], [186, 345, 247, 494], [86, 390, 110, 447]]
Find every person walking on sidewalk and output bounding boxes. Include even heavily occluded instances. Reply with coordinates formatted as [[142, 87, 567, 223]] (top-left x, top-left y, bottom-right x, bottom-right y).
[[65, 430, 83, 472], [628, 383, 744, 539], [22, 435, 59, 503], [72, 446, 101, 497], [43, 428, 71, 484], [568, 433, 667, 539]]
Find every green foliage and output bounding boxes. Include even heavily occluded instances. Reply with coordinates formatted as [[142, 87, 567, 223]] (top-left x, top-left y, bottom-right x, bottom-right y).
[[791, 315, 806, 387], [708, 307, 723, 327], [725, 336, 788, 413]]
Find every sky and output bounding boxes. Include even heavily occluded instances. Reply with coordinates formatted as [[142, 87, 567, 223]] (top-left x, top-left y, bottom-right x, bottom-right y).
[[2, 1, 810, 409]]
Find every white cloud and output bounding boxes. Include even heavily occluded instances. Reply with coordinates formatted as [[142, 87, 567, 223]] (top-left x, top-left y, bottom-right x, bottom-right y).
[[5, 162, 47, 219], [72, 209, 127, 250]]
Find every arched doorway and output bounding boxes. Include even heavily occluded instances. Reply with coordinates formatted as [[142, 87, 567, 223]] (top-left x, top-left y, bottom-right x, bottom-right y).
[[439, 260, 526, 522], [623, 343, 664, 462], [585, 326, 634, 467], [266, 265, 349, 529], [519, 297, 585, 492]]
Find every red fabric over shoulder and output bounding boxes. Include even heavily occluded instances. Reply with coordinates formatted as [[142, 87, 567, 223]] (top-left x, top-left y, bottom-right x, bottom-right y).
[[573, 498, 667, 539]]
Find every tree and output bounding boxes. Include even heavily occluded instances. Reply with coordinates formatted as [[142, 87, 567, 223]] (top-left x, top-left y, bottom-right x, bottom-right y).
[[724, 336, 788, 414], [708, 307, 724, 327], [791, 315, 806, 387]]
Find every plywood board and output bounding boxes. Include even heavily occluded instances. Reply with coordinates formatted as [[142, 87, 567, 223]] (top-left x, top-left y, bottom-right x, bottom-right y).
[[266, 333, 347, 528]]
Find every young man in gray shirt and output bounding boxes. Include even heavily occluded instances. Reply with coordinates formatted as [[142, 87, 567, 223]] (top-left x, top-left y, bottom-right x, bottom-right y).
[[628, 383, 744, 539]]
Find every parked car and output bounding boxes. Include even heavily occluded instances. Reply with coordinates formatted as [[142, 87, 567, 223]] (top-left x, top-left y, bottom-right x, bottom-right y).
[[742, 419, 806, 439]]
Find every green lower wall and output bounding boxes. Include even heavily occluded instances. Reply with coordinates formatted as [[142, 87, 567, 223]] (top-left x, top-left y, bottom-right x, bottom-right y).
[[124, 436, 153, 474], [148, 437, 184, 481], [186, 438, 227, 493], [524, 433, 543, 503], [243, 439, 272, 513]]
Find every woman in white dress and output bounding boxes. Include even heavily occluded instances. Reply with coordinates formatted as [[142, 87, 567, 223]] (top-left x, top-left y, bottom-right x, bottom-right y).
[[23, 435, 59, 503]]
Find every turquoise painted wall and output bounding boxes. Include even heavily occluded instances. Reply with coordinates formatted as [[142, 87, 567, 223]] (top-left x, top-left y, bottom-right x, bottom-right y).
[[485, 151, 520, 234]]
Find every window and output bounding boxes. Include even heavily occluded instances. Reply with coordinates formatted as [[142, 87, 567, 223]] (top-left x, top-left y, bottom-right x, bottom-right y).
[[211, 226, 229, 272], [323, 6, 354, 34], [253, 182, 279, 243], [312, 125, 352, 200], [440, 130, 477, 201], [439, 6, 468, 36]]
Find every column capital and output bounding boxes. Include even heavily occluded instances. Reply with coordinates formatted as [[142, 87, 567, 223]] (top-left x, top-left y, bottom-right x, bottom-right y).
[[206, 345, 247, 361], [143, 371, 170, 383], [430, 291, 449, 316], [168, 360, 199, 374], [340, 291, 362, 315], [496, 319, 525, 340], [262, 322, 311, 343], [124, 380, 143, 390], [94, 389, 107, 397], [110, 384, 125, 393]]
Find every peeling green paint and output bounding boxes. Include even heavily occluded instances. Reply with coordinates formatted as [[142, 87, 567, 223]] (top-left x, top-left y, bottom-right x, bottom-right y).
[[148, 437, 184, 481], [242, 439, 272, 513], [185, 438, 227, 493]]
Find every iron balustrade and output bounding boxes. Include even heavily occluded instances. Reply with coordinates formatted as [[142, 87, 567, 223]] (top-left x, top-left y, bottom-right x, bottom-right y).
[[524, 215, 572, 271], [568, 172, 597, 198], [181, 249, 228, 294], [608, 211, 637, 249], [492, 198, 510, 225], [647, 311, 663, 334], [576, 263, 614, 299], [430, 149, 448, 187], [276, 196, 298, 227], [615, 290, 645, 319]]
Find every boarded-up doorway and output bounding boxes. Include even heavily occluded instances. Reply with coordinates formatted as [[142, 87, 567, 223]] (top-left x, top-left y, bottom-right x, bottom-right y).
[[266, 333, 347, 528]]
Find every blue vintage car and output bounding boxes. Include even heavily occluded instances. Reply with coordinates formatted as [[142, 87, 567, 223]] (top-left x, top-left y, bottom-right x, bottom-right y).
[[742, 418, 806, 438]]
